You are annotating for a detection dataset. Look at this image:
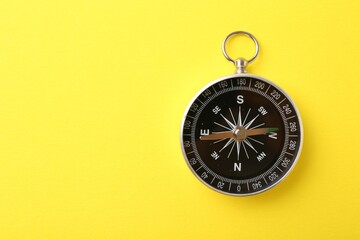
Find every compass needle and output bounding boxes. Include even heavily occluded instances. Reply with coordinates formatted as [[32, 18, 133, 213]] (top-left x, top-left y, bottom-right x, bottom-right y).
[[214, 122, 232, 131], [236, 141, 241, 160], [247, 137, 264, 145], [213, 138, 228, 144], [246, 127, 279, 137], [241, 141, 249, 159], [227, 141, 236, 159], [244, 114, 259, 129], [238, 106, 242, 126], [220, 113, 235, 129], [249, 123, 265, 130], [229, 108, 236, 125], [181, 31, 303, 195], [199, 131, 233, 140], [219, 139, 234, 152], [244, 139, 258, 153]]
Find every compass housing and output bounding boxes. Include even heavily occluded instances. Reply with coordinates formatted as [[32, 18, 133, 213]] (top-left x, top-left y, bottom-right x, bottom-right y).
[[180, 73, 303, 196]]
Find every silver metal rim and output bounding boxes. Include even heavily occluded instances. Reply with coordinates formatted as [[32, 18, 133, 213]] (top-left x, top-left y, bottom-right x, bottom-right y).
[[180, 73, 304, 197], [222, 31, 260, 64]]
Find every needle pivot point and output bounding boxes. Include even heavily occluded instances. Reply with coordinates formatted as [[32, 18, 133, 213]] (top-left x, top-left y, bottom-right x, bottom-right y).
[[233, 126, 246, 141]]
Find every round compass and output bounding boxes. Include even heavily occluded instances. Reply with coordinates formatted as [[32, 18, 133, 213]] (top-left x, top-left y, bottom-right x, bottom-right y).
[[180, 32, 303, 196]]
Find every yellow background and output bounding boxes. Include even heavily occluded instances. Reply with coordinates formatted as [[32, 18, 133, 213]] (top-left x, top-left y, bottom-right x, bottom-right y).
[[0, 0, 359, 239]]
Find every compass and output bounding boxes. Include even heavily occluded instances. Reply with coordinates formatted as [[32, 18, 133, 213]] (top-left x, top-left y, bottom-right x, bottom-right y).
[[180, 31, 303, 196]]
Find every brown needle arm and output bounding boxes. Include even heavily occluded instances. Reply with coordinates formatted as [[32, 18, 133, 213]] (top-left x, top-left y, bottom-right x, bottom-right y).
[[246, 127, 279, 136], [199, 131, 233, 140]]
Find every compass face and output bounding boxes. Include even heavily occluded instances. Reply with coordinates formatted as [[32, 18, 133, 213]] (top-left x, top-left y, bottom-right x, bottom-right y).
[[181, 74, 303, 196]]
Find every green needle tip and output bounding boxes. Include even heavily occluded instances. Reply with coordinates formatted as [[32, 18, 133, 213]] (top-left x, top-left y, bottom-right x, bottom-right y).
[[268, 127, 279, 132]]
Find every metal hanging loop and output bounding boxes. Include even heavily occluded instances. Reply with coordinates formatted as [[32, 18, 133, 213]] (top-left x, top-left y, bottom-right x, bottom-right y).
[[222, 31, 260, 73]]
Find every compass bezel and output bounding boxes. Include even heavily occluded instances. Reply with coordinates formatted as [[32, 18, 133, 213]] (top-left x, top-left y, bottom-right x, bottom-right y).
[[180, 73, 303, 196]]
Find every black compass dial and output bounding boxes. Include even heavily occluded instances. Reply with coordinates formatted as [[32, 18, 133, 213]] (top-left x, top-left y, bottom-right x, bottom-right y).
[[181, 75, 302, 196]]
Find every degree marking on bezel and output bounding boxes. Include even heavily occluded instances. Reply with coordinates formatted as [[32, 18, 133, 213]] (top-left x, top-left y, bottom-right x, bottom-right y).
[[263, 177, 268, 184], [278, 98, 286, 105], [286, 115, 296, 120], [212, 86, 217, 93], [197, 99, 204, 105], [196, 166, 203, 172], [265, 84, 271, 94]]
